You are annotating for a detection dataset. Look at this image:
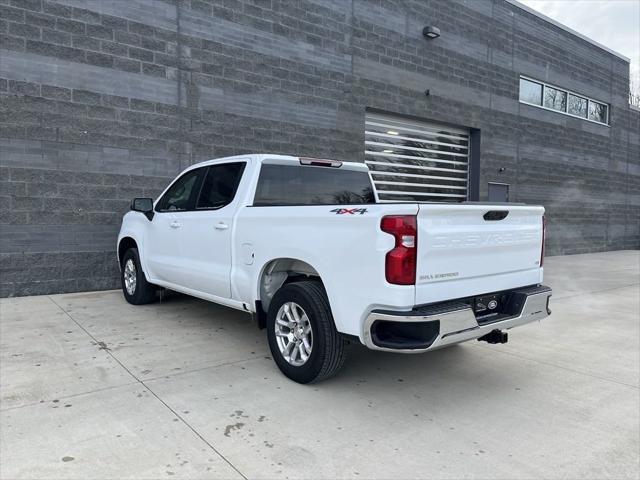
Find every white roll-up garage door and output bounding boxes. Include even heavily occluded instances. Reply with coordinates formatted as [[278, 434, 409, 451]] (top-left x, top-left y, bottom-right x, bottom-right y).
[[365, 112, 470, 202]]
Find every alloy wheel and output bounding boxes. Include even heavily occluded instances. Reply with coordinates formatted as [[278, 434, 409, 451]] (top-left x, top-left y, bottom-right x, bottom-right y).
[[274, 301, 313, 366], [124, 259, 137, 295]]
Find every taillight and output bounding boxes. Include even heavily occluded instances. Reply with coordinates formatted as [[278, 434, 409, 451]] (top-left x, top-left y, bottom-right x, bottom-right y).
[[381, 215, 417, 285], [540, 215, 546, 267]]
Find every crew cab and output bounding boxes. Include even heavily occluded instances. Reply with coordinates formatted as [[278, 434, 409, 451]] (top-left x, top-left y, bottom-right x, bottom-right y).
[[117, 154, 552, 383]]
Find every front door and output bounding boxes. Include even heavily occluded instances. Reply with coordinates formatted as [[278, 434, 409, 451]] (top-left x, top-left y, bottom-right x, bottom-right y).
[[177, 162, 246, 298], [144, 168, 203, 284]]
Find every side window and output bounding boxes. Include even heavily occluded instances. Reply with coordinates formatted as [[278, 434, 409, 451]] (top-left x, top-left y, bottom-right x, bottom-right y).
[[196, 162, 246, 210], [156, 169, 202, 212]]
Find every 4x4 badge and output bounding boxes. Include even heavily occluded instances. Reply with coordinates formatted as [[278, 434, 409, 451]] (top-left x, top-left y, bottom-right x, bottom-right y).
[[330, 208, 367, 215]]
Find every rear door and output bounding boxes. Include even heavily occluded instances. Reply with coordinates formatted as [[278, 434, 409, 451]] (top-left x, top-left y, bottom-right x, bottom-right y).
[[176, 161, 246, 298], [414, 204, 544, 304]]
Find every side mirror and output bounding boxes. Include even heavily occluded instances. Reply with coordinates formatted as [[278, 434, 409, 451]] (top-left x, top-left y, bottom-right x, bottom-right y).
[[131, 198, 154, 220]]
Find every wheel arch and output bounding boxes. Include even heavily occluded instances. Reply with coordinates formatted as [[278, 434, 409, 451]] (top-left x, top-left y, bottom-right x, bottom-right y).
[[118, 236, 138, 266], [256, 257, 324, 314]]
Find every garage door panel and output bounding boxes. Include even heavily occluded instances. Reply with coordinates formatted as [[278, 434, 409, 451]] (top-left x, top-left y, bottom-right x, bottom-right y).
[[365, 141, 468, 158], [365, 133, 469, 151], [365, 113, 470, 202]]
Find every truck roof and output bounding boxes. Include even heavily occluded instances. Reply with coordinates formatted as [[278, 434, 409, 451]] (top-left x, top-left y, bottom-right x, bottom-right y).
[[189, 154, 370, 172]]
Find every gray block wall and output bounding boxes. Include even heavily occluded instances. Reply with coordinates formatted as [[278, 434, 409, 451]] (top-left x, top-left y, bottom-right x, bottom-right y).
[[1, 0, 638, 297]]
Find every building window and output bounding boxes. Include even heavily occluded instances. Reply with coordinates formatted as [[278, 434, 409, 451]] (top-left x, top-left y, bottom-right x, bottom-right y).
[[588, 101, 608, 123], [568, 94, 588, 118], [519, 78, 542, 105], [519, 76, 609, 125], [543, 86, 567, 112]]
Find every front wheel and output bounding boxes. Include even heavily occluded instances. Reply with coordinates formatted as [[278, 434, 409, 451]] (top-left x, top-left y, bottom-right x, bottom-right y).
[[121, 248, 157, 305], [266, 281, 348, 384]]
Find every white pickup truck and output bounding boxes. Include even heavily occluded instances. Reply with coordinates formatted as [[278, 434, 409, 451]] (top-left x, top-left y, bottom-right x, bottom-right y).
[[117, 154, 551, 383]]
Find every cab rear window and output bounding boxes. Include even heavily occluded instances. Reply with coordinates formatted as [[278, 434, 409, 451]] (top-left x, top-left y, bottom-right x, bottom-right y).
[[253, 164, 375, 206]]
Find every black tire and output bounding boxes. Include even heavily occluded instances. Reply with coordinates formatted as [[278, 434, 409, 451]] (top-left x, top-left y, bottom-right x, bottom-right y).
[[266, 280, 348, 384], [121, 248, 157, 305]]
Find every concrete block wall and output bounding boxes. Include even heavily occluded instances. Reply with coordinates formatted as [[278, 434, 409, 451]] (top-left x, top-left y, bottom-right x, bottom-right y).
[[1, 0, 638, 296]]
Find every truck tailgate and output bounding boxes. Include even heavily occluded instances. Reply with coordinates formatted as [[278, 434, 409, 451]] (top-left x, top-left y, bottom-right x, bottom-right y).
[[415, 203, 544, 305]]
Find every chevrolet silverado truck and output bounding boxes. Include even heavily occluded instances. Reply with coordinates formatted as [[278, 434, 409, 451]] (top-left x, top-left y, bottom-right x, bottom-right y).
[[117, 154, 552, 383]]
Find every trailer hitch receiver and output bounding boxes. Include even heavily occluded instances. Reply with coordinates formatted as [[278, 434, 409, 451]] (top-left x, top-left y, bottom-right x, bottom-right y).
[[478, 329, 508, 344]]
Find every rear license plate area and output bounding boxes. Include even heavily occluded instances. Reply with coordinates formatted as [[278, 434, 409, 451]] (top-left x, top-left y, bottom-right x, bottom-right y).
[[474, 294, 499, 313], [473, 292, 515, 324]]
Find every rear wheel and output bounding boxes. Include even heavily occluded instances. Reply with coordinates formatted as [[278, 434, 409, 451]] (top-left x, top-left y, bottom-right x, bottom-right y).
[[121, 248, 157, 305], [267, 281, 348, 383]]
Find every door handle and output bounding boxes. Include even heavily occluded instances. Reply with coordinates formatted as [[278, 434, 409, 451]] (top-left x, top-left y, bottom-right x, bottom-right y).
[[170, 221, 181, 229], [214, 222, 229, 230]]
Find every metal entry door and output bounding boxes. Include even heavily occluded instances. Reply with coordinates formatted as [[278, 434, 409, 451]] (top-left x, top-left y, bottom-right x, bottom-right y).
[[488, 183, 509, 203], [364, 112, 470, 202]]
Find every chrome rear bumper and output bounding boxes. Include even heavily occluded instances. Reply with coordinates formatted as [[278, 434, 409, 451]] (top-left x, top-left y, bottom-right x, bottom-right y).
[[363, 285, 552, 353]]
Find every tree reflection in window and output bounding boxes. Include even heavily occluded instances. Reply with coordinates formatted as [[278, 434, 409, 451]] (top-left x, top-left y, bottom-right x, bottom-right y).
[[568, 94, 588, 118], [518, 76, 608, 125], [544, 86, 567, 112], [588, 101, 607, 123]]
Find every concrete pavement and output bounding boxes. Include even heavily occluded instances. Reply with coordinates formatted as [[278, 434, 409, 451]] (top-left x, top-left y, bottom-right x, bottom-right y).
[[1, 251, 639, 479]]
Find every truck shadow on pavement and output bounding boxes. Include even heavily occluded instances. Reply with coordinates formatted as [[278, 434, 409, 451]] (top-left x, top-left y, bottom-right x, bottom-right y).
[[144, 290, 520, 396]]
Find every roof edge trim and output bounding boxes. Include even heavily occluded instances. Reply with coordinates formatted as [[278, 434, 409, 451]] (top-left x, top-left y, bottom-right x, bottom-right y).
[[505, 0, 631, 62]]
